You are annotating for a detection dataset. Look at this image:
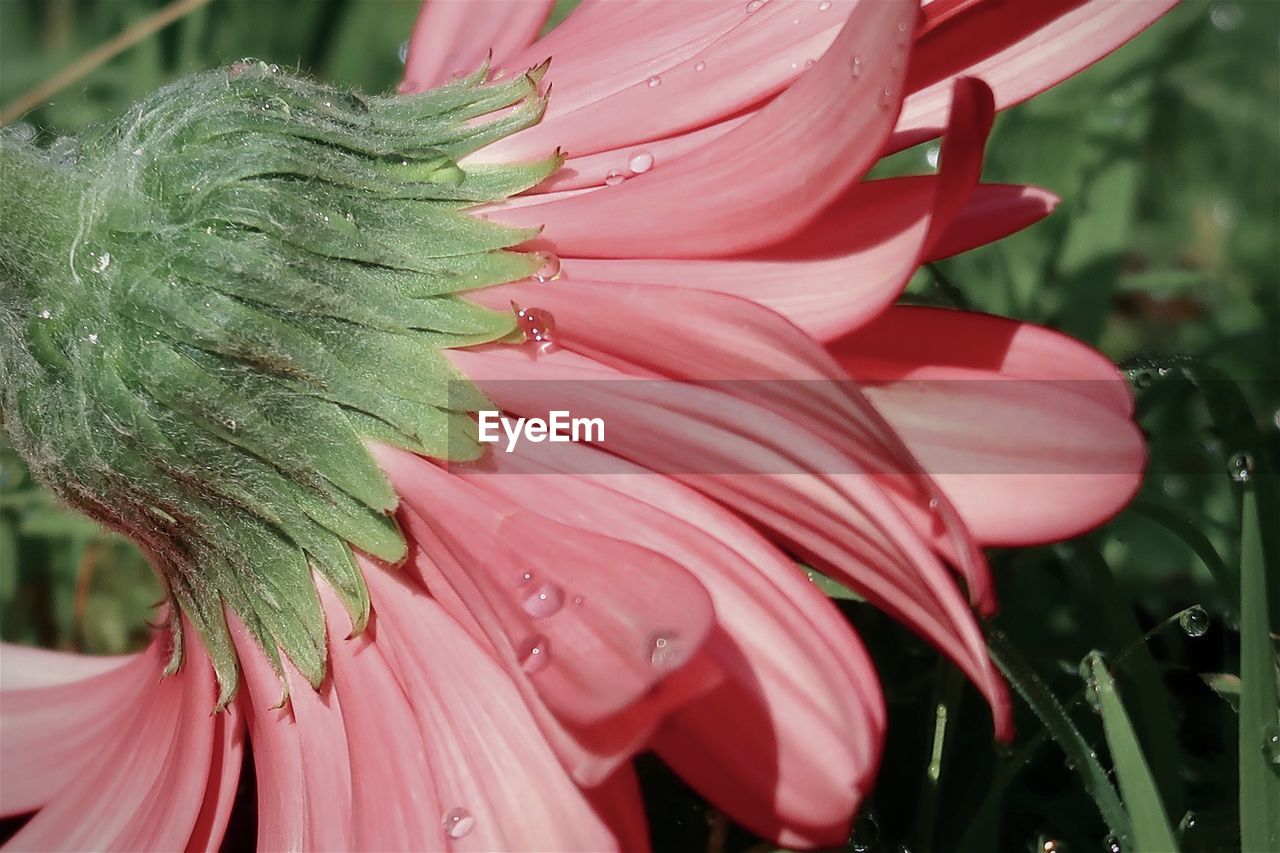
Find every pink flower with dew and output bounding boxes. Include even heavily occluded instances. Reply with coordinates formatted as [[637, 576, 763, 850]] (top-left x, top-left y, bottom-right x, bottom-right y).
[[1, 0, 1169, 849]]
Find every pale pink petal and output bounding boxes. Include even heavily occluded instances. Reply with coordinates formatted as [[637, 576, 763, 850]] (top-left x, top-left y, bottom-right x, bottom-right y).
[[5, 622, 224, 851], [183, 705, 245, 853], [925, 184, 1059, 261], [554, 76, 1004, 340], [893, 0, 1178, 147], [464, 442, 885, 845], [831, 307, 1145, 545], [485, 0, 917, 258], [400, 0, 556, 93], [373, 444, 717, 728], [476, 0, 850, 165], [365, 568, 626, 852], [0, 644, 134, 690]]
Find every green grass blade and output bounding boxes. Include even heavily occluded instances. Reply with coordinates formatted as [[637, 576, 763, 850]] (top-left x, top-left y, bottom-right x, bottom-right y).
[[1238, 489, 1280, 852], [1084, 651, 1180, 853]]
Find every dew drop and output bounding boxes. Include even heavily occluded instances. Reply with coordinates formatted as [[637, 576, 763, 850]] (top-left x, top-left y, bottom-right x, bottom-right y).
[[604, 169, 626, 186], [925, 144, 941, 169], [646, 74, 662, 88], [531, 251, 562, 283], [1078, 656, 1103, 712], [1263, 723, 1280, 764], [571, 595, 585, 607], [804, 58, 815, 69], [628, 150, 655, 174], [1179, 605, 1209, 638], [649, 631, 682, 668], [87, 333, 99, 344], [442, 808, 475, 839], [1178, 811, 1198, 835], [1227, 451, 1254, 482], [745, 0, 764, 12], [522, 582, 565, 618], [819, 0, 831, 8], [267, 63, 280, 74], [879, 86, 894, 109], [398, 39, 410, 63], [694, 61, 707, 72], [1104, 835, 1123, 853], [37, 309, 51, 320], [1043, 841, 1060, 853], [92, 252, 111, 273], [850, 55, 863, 78], [519, 570, 535, 585], [518, 635, 551, 673], [1211, 3, 1243, 31], [512, 303, 556, 344]]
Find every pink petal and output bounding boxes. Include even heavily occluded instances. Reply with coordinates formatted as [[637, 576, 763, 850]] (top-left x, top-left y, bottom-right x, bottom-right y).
[[893, 0, 1178, 147], [374, 444, 717, 729], [925, 183, 1059, 261], [0, 644, 134, 690], [485, 0, 917, 258], [400, 0, 556, 93], [364, 568, 627, 852], [465, 442, 885, 845], [831, 307, 1145, 545], [453, 282, 1011, 739], [5, 622, 225, 851], [231, 612, 354, 851], [475, 0, 850, 165], [183, 704, 245, 853], [554, 76, 1005, 340]]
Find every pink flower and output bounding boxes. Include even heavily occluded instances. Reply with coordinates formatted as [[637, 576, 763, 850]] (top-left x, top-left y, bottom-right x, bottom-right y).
[[1, 1, 1167, 849]]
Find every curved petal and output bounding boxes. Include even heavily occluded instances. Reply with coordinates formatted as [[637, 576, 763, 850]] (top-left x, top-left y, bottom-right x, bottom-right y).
[[477, 0, 850, 165], [485, 0, 917, 258], [400, 0, 557, 93], [893, 0, 1177, 147], [831, 307, 1145, 544], [461, 441, 885, 846], [925, 183, 1059, 262], [365, 568, 628, 852], [554, 76, 1002, 340]]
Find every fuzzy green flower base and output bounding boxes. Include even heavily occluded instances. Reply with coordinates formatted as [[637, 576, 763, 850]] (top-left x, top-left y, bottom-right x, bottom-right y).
[[0, 58, 560, 704]]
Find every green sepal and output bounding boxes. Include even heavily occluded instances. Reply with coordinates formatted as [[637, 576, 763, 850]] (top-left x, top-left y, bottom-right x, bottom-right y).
[[0, 57, 555, 702]]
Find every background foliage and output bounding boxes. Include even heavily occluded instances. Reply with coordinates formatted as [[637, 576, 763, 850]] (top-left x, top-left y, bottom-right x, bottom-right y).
[[1, 1, 1277, 851]]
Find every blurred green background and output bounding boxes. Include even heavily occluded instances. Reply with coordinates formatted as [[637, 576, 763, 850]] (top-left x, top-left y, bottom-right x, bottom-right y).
[[1, 1, 1277, 851]]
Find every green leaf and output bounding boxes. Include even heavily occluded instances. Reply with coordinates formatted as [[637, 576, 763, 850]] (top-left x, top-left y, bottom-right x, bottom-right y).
[[1084, 650, 1180, 853]]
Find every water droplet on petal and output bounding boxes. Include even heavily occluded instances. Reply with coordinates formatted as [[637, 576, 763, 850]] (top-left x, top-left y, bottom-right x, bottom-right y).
[[1105, 835, 1123, 853], [512, 302, 556, 344], [522, 582, 565, 618], [1228, 451, 1254, 482], [398, 39, 409, 64], [628, 150, 654, 174], [442, 808, 475, 839], [745, 0, 764, 12], [880, 87, 894, 109], [530, 251, 562, 283], [850, 55, 863, 78], [518, 635, 551, 673], [649, 631, 682, 668], [925, 144, 941, 169], [804, 58, 815, 69], [1079, 656, 1103, 712], [819, 0, 831, 9], [1179, 605, 1209, 637], [646, 74, 662, 88], [694, 61, 707, 72], [37, 309, 51, 320], [604, 169, 626, 186], [571, 595, 585, 607], [519, 570, 535, 585]]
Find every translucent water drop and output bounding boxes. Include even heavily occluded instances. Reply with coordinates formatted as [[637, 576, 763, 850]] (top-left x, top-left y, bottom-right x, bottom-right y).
[[628, 150, 654, 174], [646, 74, 662, 88], [442, 808, 475, 839], [604, 169, 626, 186], [1079, 656, 1102, 712], [37, 309, 51, 320], [522, 582, 565, 618], [745, 0, 764, 12], [1228, 451, 1254, 482], [1179, 605, 1209, 637], [398, 39, 409, 64], [804, 58, 815, 69], [92, 252, 111, 273], [1263, 723, 1280, 764], [1178, 811, 1198, 835], [1104, 835, 1123, 853], [519, 570, 535, 585], [819, 0, 831, 9], [694, 61, 707, 72], [531, 251, 562, 283], [649, 631, 681, 668], [87, 333, 99, 344], [518, 635, 551, 673], [925, 144, 941, 169], [512, 303, 556, 344], [879, 87, 894, 109], [267, 63, 280, 74], [1211, 3, 1243, 31], [571, 595, 585, 607], [850, 55, 863, 78], [1042, 841, 1060, 853]]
